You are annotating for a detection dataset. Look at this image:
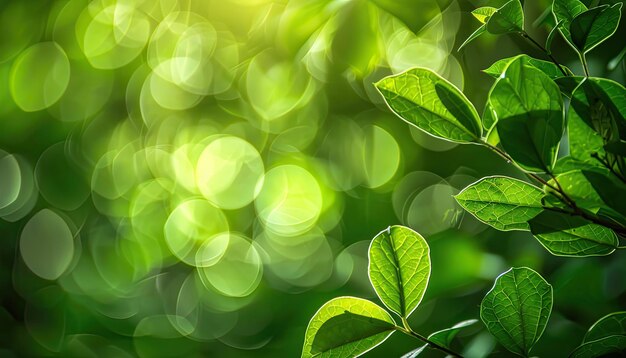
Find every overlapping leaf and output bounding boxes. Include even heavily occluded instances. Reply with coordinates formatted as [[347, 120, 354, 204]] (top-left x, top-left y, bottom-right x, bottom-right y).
[[481, 267, 553, 357], [552, 0, 588, 48], [455, 176, 544, 231], [486, 0, 524, 34], [368, 225, 430, 318], [489, 56, 564, 173], [483, 55, 572, 80], [375, 68, 482, 143], [302, 297, 396, 358], [570, 3, 623, 54]]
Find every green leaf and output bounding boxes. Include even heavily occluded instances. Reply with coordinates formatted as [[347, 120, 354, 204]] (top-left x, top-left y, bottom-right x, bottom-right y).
[[555, 76, 585, 98], [528, 210, 618, 256], [604, 140, 626, 157], [428, 319, 479, 348], [482, 103, 497, 132], [375, 68, 482, 143], [568, 78, 626, 165], [472, 7, 498, 24], [582, 170, 626, 217], [570, 3, 623, 54], [458, 24, 487, 51], [553, 156, 599, 174], [486, 0, 525, 34], [368, 225, 430, 318], [483, 55, 573, 80], [585, 311, 626, 343], [489, 56, 565, 173], [569, 335, 626, 358], [301, 297, 396, 358], [546, 19, 564, 55], [455, 176, 544, 231], [480, 267, 553, 357], [552, 0, 588, 48]]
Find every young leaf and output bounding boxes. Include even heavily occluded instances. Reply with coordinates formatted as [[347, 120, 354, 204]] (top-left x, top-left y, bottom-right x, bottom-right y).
[[552, 0, 588, 48], [481, 267, 553, 357], [584, 311, 626, 343], [486, 0, 524, 34], [489, 56, 565, 173], [472, 7, 498, 24], [301, 297, 396, 358], [483, 55, 573, 80], [458, 24, 487, 51], [428, 319, 479, 348], [455, 176, 544, 231], [401, 319, 479, 357], [528, 210, 618, 256], [368, 225, 430, 318], [570, 3, 623, 54], [375, 68, 482, 143], [569, 335, 626, 358]]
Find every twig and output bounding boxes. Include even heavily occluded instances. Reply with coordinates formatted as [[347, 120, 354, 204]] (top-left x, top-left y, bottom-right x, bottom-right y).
[[520, 31, 569, 77], [396, 318, 463, 358]]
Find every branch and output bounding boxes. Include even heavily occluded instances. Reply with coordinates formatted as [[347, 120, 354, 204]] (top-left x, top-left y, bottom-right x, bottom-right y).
[[396, 318, 463, 358], [520, 31, 569, 77]]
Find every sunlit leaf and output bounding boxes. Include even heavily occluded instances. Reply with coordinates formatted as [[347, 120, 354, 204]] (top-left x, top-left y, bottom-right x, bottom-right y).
[[455, 176, 544, 231], [375, 68, 482, 143], [481, 267, 553, 357], [486, 0, 524, 34], [552, 0, 588, 48], [472, 7, 497, 23], [483, 55, 572, 79], [529, 210, 618, 256], [570, 3, 623, 54], [301, 297, 396, 358], [368, 225, 430, 318], [570, 335, 626, 358], [489, 56, 564, 173]]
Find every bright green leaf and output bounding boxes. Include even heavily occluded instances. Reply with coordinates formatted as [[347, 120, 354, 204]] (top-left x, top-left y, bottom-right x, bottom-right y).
[[458, 24, 487, 51], [489, 56, 565, 173], [375, 68, 482, 143], [482, 103, 497, 132], [472, 7, 498, 24], [569, 335, 626, 358], [585, 311, 626, 343], [528, 210, 618, 256], [486, 0, 525, 34], [428, 319, 479, 348], [570, 3, 623, 54], [552, 0, 588, 48], [553, 156, 599, 174], [483, 55, 572, 80], [481, 267, 553, 357], [368, 225, 430, 318], [455, 176, 544, 231], [301, 297, 396, 358]]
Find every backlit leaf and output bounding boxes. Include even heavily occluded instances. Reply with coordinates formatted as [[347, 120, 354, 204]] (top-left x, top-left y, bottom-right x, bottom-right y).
[[483, 55, 572, 80], [569, 335, 626, 358], [585, 311, 626, 343], [552, 0, 588, 48], [486, 0, 524, 34], [472, 7, 498, 24], [570, 3, 623, 54], [481, 267, 553, 357]]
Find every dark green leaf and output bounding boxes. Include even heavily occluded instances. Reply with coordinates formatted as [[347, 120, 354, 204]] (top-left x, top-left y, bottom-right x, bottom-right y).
[[302, 297, 396, 358], [368, 225, 430, 318], [481, 267, 553, 357], [489, 56, 564, 173], [546, 19, 564, 55], [458, 24, 487, 51], [455, 176, 544, 231], [569, 335, 626, 358], [529, 210, 618, 256], [428, 319, 479, 348], [486, 0, 524, 34], [483, 55, 573, 79], [482, 103, 497, 132], [375, 68, 482, 143], [570, 3, 623, 54], [604, 140, 626, 157], [585, 311, 626, 342], [582, 170, 626, 217], [552, 0, 588, 48]]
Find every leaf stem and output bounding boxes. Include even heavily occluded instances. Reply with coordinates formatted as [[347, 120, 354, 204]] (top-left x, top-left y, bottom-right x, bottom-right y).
[[479, 140, 626, 235], [580, 52, 591, 77], [520, 31, 569, 77], [396, 319, 463, 358]]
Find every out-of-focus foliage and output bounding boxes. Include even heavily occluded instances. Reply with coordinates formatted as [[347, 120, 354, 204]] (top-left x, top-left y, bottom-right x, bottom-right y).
[[1, 0, 625, 357]]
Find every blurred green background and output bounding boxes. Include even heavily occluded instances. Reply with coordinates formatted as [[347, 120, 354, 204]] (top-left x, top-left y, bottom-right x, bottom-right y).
[[1, 0, 625, 356]]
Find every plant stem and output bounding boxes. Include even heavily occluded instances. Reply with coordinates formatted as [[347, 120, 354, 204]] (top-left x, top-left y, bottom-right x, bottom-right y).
[[591, 152, 626, 184], [396, 318, 463, 358], [520, 31, 569, 77], [580, 52, 590, 77], [479, 140, 626, 235]]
